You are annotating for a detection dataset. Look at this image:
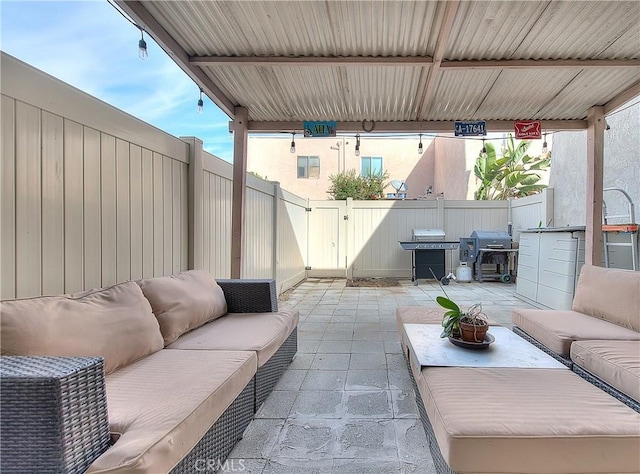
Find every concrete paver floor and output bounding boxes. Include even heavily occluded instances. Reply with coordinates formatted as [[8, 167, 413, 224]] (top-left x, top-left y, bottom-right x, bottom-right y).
[[226, 278, 535, 473]]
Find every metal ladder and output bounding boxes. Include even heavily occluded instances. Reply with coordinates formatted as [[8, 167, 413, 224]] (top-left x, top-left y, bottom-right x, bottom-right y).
[[602, 187, 638, 270]]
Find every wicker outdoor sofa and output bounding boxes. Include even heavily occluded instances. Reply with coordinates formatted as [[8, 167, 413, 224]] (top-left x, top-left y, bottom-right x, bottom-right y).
[[0, 270, 298, 473], [396, 264, 640, 474], [513, 264, 640, 411]]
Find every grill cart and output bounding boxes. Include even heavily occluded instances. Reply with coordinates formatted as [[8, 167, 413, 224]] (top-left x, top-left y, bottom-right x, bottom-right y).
[[459, 230, 518, 282], [399, 229, 459, 285]]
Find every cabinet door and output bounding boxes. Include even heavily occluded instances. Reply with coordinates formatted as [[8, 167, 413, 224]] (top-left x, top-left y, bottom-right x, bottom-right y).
[[537, 233, 578, 310], [516, 233, 540, 301]]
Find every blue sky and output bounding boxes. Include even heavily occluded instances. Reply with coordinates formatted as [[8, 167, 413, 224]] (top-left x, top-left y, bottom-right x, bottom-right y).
[[1, 0, 234, 161]]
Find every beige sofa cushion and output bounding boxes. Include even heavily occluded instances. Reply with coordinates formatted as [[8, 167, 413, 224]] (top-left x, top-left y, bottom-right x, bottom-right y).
[[512, 308, 640, 357], [87, 349, 257, 474], [137, 270, 227, 345], [168, 310, 298, 367], [416, 366, 640, 474], [571, 340, 640, 402], [572, 264, 640, 332], [0, 282, 163, 374]]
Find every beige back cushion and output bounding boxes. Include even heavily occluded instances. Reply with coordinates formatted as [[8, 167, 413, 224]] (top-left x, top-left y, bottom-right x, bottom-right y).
[[0, 282, 164, 374], [137, 270, 227, 345], [572, 264, 640, 332]]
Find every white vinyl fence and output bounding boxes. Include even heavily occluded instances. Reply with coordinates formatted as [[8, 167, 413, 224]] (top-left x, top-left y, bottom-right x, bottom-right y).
[[1, 53, 556, 299], [0, 53, 307, 299], [306, 193, 554, 278]]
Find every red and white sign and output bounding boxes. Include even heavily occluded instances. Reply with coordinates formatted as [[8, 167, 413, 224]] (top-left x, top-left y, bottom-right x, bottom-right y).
[[514, 120, 542, 139]]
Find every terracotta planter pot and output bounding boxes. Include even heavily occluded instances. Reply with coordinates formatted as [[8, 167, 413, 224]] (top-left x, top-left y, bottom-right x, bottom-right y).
[[459, 320, 488, 343]]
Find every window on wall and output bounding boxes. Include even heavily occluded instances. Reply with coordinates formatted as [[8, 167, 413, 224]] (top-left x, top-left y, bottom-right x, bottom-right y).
[[361, 156, 383, 177], [297, 156, 320, 179]]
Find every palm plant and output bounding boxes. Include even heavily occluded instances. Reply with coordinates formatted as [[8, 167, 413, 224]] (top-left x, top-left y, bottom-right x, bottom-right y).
[[474, 135, 550, 200]]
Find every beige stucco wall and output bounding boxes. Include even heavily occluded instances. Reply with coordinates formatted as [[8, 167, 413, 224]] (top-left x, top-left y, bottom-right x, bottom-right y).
[[550, 103, 639, 228], [248, 135, 451, 200], [247, 134, 552, 201]]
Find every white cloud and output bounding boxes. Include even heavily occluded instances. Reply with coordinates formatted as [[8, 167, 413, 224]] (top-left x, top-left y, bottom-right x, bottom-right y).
[[1, 0, 233, 161]]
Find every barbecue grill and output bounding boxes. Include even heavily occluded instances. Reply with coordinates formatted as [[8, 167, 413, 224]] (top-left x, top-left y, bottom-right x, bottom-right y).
[[459, 230, 517, 282], [399, 229, 459, 284]]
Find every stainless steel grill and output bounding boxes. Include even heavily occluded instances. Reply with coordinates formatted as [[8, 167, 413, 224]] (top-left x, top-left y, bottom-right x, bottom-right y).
[[412, 229, 445, 242], [399, 229, 459, 284]]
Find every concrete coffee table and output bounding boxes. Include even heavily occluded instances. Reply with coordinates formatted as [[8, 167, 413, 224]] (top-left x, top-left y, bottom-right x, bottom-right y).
[[403, 324, 567, 370]]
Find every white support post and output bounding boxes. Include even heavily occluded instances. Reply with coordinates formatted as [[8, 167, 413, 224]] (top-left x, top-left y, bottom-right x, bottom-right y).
[[346, 197, 354, 280], [182, 136, 204, 270], [437, 197, 445, 231], [273, 181, 281, 284], [543, 188, 554, 228]]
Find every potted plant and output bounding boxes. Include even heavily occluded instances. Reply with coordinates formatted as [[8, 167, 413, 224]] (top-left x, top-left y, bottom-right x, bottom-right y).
[[431, 267, 489, 343], [436, 296, 489, 342]]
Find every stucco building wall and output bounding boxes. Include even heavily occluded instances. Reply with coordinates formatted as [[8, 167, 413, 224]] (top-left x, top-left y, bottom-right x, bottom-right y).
[[247, 135, 488, 200], [550, 103, 639, 228], [247, 132, 554, 202], [247, 135, 442, 200]]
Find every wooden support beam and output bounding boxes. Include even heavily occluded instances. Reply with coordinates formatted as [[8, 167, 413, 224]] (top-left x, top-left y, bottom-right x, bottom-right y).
[[604, 80, 640, 115], [230, 107, 248, 278], [440, 59, 640, 70], [118, 1, 236, 118], [188, 56, 639, 70], [585, 106, 605, 267], [416, 0, 459, 119], [190, 55, 434, 66], [246, 119, 588, 133]]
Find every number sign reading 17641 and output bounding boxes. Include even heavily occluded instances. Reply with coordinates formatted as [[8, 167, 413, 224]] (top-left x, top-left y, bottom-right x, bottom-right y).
[[454, 121, 487, 137]]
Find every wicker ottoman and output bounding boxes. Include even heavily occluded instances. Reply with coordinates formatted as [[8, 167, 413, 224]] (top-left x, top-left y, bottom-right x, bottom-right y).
[[0, 356, 110, 474]]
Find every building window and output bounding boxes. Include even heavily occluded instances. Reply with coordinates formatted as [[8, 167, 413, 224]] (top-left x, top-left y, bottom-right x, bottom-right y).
[[361, 156, 383, 177], [297, 156, 320, 179]]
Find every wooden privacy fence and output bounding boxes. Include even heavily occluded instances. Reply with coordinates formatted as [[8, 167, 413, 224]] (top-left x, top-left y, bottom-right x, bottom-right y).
[[1, 53, 553, 299]]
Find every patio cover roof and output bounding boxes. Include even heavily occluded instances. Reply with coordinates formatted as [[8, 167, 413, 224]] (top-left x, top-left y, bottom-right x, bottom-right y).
[[118, 0, 639, 132], [116, 0, 640, 277]]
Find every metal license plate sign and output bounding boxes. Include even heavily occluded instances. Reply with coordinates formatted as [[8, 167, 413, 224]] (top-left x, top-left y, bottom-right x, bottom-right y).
[[514, 120, 542, 139], [304, 121, 337, 137], [454, 121, 486, 136]]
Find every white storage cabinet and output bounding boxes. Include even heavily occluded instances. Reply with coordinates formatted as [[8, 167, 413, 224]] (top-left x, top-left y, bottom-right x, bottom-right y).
[[516, 228, 585, 310]]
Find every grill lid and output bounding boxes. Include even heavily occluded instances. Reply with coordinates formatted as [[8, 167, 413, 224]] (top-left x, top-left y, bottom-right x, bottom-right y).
[[412, 229, 445, 241], [469, 230, 511, 249]]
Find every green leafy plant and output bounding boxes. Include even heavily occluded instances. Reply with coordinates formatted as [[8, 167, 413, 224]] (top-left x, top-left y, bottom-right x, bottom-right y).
[[433, 268, 487, 338], [436, 297, 487, 338], [248, 171, 268, 180], [474, 135, 550, 200], [327, 169, 389, 200]]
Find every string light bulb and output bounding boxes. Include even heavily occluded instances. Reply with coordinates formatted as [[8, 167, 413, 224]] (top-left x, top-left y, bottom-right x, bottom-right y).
[[138, 28, 148, 60], [541, 133, 548, 154], [418, 134, 423, 154], [197, 88, 204, 114], [480, 139, 487, 159], [355, 134, 361, 157], [290, 132, 296, 154]]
